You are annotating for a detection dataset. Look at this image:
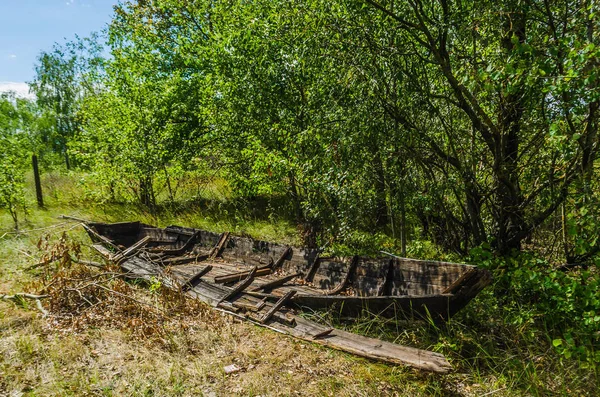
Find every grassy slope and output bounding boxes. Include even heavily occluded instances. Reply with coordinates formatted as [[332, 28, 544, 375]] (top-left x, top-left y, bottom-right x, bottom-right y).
[[0, 172, 596, 396]]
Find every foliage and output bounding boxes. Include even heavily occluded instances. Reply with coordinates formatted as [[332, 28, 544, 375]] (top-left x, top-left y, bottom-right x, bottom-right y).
[[469, 247, 600, 366], [64, 0, 598, 258], [0, 93, 39, 229], [29, 33, 105, 169]]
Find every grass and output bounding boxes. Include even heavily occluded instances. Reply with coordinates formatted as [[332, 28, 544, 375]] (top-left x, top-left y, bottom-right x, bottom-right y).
[[0, 171, 598, 396]]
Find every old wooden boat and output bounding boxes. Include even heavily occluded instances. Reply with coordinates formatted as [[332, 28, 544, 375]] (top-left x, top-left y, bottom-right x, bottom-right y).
[[81, 220, 492, 372]]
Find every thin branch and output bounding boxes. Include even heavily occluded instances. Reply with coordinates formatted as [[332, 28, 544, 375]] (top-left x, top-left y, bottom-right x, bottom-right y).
[[1, 293, 50, 316]]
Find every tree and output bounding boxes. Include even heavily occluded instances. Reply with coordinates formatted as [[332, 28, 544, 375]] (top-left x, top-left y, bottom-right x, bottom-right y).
[[29, 33, 105, 169], [360, 0, 600, 254], [0, 93, 38, 229]]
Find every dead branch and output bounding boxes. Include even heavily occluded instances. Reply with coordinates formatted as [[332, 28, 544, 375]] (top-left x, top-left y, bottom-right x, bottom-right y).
[[25, 255, 58, 270], [1, 293, 50, 316], [59, 215, 90, 223], [1, 222, 70, 236], [70, 256, 106, 269]]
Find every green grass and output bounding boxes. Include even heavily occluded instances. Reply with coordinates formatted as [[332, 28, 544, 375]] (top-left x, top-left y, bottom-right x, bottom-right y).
[[0, 171, 598, 396]]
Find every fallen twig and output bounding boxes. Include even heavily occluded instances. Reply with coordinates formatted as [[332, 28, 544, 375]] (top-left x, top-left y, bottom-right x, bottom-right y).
[[59, 215, 90, 223], [1, 293, 50, 316], [25, 256, 58, 270], [1, 222, 70, 236], [70, 256, 106, 269]]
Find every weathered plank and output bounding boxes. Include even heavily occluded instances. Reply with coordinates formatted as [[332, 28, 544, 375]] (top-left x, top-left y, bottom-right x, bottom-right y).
[[84, 224, 121, 252], [161, 254, 209, 266], [150, 231, 200, 255], [442, 268, 477, 294], [258, 290, 296, 324], [250, 272, 302, 292], [304, 255, 321, 282], [181, 265, 213, 292], [218, 266, 258, 303], [112, 236, 151, 263], [214, 266, 272, 284], [324, 256, 358, 295], [291, 294, 454, 320], [209, 232, 230, 259], [272, 247, 293, 269], [353, 258, 392, 296], [272, 317, 452, 373]]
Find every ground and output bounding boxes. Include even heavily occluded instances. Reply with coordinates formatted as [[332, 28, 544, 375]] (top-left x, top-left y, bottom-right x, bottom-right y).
[[0, 172, 596, 396]]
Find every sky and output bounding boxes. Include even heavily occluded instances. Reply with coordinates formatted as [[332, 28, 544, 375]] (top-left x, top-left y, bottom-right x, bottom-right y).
[[0, 0, 117, 98]]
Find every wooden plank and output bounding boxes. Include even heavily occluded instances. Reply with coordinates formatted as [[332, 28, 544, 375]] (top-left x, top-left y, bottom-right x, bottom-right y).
[[181, 265, 213, 292], [250, 272, 302, 292], [291, 294, 454, 320], [258, 290, 296, 324], [91, 243, 112, 258], [112, 236, 151, 263], [209, 232, 230, 259], [255, 297, 268, 311], [161, 254, 209, 266], [324, 256, 358, 295], [213, 266, 272, 284], [392, 259, 474, 286], [273, 317, 452, 373], [304, 255, 321, 282], [83, 224, 121, 252], [445, 269, 492, 317], [312, 328, 334, 339], [217, 301, 240, 313], [218, 266, 258, 303], [272, 247, 292, 269], [232, 301, 263, 312], [353, 258, 392, 296], [150, 230, 200, 255], [442, 268, 477, 294]]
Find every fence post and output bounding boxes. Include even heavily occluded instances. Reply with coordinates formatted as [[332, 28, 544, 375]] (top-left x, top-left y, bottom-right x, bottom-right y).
[[32, 154, 44, 208]]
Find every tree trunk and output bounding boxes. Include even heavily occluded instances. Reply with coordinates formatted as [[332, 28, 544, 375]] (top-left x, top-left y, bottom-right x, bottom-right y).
[[494, 3, 527, 254], [373, 150, 389, 228], [164, 166, 175, 205], [64, 150, 71, 170], [139, 176, 156, 209], [465, 183, 486, 246], [399, 187, 407, 256], [32, 154, 44, 208], [288, 171, 303, 222]]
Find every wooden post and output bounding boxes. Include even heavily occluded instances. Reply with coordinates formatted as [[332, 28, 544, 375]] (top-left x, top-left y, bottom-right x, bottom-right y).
[[32, 154, 44, 208]]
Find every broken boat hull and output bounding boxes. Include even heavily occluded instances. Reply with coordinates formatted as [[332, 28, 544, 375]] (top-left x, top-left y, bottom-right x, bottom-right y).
[[79, 220, 493, 372], [85, 221, 491, 321]]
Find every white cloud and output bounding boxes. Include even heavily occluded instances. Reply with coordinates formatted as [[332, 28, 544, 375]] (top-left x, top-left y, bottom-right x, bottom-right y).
[[0, 82, 35, 100], [7, 54, 17, 59]]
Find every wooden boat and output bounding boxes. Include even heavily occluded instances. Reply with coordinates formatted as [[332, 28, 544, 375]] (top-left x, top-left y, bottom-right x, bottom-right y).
[[85, 221, 491, 320], [81, 220, 492, 372]]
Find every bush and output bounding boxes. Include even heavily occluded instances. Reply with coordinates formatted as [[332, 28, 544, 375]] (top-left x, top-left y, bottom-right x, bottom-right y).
[[475, 250, 600, 366]]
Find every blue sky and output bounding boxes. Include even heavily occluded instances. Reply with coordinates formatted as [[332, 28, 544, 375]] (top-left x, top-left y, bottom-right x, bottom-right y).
[[0, 0, 117, 97]]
